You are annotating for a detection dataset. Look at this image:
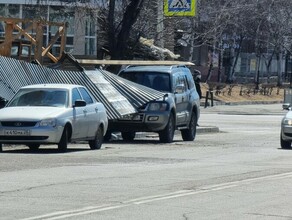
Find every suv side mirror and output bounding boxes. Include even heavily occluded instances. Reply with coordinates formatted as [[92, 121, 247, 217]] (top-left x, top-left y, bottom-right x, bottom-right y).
[[175, 84, 185, 94]]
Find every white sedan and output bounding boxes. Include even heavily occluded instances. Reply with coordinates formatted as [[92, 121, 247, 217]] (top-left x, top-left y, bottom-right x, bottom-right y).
[[0, 84, 108, 152]]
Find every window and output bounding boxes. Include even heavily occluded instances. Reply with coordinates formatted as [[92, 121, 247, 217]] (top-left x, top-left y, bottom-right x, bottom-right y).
[[8, 4, 20, 18], [175, 75, 187, 93], [49, 6, 74, 35], [85, 38, 96, 55], [85, 15, 96, 55], [23, 5, 47, 20], [49, 6, 74, 54], [79, 87, 93, 104], [72, 88, 82, 105]]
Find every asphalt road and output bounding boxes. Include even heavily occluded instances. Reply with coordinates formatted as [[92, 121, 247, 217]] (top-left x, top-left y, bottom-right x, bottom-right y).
[[1, 103, 292, 220]]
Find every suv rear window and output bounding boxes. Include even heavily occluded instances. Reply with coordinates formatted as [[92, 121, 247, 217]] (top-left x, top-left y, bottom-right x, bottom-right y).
[[119, 71, 171, 92]]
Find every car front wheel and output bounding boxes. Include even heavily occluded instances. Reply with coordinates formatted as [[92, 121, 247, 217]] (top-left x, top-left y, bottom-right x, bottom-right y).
[[181, 112, 197, 141], [58, 126, 69, 152], [0, 143, 2, 152], [89, 126, 103, 150], [159, 112, 175, 143], [281, 133, 291, 149]]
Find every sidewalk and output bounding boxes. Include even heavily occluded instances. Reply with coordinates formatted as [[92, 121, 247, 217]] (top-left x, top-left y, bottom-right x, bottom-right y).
[[197, 102, 286, 136], [201, 102, 285, 116]]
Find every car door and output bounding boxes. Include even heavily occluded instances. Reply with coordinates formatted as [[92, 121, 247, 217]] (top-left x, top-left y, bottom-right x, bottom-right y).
[[174, 73, 189, 124], [78, 87, 99, 138], [71, 88, 88, 139]]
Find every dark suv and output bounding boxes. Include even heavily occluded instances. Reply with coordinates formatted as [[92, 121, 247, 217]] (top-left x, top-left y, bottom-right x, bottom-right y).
[[108, 65, 200, 143]]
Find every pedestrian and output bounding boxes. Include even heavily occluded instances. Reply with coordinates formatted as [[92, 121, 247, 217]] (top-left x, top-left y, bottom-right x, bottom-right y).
[[193, 70, 202, 99]]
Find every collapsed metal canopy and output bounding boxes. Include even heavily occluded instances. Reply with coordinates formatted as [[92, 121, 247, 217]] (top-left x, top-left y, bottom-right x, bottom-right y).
[[0, 56, 165, 120]]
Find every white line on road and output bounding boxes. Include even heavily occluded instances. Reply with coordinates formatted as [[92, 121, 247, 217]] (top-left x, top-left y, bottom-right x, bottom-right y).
[[20, 171, 292, 220]]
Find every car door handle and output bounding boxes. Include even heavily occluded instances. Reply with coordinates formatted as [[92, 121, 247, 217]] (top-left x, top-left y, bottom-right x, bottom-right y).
[[83, 109, 87, 113], [95, 107, 99, 112]]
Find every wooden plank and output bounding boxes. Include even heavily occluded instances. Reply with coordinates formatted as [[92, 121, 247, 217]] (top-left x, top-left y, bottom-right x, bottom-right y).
[[14, 24, 58, 63], [2, 22, 13, 56], [76, 59, 195, 66], [42, 27, 63, 57]]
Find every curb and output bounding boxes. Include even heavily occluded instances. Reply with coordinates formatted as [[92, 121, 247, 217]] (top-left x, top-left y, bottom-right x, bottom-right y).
[[197, 126, 220, 133], [111, 126, 220, 140], [201, 100, 283, 107]]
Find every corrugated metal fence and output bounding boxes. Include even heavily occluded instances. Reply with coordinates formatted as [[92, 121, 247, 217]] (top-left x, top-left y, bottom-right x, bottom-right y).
[[0, 56, 164, 120]]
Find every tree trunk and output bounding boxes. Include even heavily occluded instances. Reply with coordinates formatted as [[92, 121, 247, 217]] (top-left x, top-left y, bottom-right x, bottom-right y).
[[113, 0, 144, 60]]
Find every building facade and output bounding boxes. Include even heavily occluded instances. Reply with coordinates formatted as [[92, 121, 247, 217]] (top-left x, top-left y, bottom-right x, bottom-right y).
[[0, 0, 97, 57]]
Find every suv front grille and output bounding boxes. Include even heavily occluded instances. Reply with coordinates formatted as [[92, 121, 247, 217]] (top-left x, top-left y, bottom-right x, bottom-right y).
[[1, 121, 37, 127]]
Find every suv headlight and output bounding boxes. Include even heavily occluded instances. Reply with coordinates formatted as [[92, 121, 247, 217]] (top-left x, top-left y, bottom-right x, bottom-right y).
[[283, 118, 292, 126], [147, 102, 168, 111], [39, 118, 57, 127]]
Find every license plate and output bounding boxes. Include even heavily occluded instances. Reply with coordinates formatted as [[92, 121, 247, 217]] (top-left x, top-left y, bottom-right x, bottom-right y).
[[4, 129, 30, 136]]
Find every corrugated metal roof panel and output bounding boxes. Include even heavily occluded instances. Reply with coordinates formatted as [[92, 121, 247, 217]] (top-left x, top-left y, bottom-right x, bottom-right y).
[[0, 56, 166, 120], [99, 69, 165, 109], [0, 56, 123, 119], [84, 70, 136, 116]]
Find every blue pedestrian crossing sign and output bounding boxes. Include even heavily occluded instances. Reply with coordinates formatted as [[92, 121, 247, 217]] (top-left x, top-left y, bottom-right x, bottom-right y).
[[164, 0, 196, 17]]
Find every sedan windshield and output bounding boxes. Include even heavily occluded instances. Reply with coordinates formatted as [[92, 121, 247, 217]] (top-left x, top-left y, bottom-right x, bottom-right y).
[[8, 89, 68, 107]]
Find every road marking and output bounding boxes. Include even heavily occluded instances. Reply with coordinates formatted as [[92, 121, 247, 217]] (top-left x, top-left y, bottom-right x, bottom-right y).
[[20, 171, 292, 220]]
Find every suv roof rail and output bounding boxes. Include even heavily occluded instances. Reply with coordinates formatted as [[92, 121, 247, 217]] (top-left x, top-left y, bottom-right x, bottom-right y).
[[170, 65, 187, 69]]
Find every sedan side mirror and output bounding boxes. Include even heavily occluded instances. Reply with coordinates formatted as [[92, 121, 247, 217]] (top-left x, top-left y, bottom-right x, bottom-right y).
[[74, 100, 86, 107], [283, 103, 291, 110], [0, 99, 8, 109]]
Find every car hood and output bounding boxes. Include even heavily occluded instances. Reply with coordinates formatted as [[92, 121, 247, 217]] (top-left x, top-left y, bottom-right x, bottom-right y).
[[0, 107, 67, 121]]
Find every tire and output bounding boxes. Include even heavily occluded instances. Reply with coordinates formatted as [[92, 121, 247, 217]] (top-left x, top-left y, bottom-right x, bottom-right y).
[[121, 132, 136, 141], [181, 112, 197, 141], [27, 144, 40, 151], [89, 126, 103, 150], [281, 133, 291, 149], [58, 126, 69, 152], [159, 112, 175, 143], [0, 143, 2, 152]]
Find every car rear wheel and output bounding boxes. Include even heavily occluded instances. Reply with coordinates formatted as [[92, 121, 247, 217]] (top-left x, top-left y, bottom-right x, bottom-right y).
[[89, 126, 103, 150], [58, 126, 69, 152], [0, 143, 2, 152], [159, 112, 175, 143], [27, 144, 40, 151], [121, 132, 136, 141], [181, 112, 197, 141], [281, 133, 291, 149]]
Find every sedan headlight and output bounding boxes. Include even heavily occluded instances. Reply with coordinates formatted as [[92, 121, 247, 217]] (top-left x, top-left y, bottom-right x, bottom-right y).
[[39, 118, 57, 127], [283, 118, 292, 126], [147, 102, 168, 111]]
